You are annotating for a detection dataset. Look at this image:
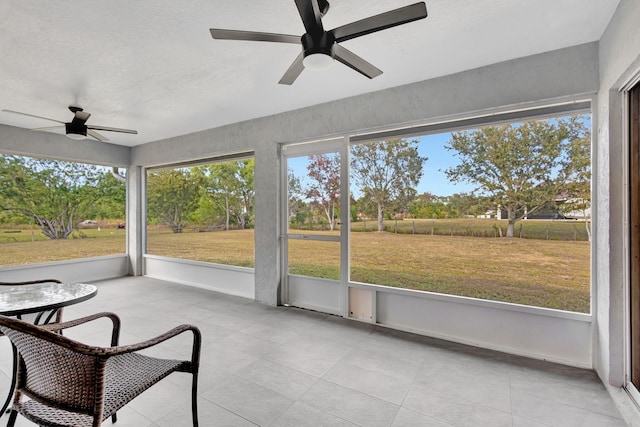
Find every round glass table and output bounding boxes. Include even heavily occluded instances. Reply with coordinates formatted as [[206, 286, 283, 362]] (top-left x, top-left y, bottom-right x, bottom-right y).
[[0, 282, 97, 317]]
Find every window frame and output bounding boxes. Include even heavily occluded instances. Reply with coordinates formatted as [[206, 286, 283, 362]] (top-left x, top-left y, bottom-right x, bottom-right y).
[[345, 101, 594, 314], [143, 151, 256, 268], [0, 153, 128, 267]]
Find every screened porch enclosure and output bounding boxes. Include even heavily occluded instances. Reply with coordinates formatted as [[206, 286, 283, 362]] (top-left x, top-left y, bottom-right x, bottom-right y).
[[1, 1, 640, 424]]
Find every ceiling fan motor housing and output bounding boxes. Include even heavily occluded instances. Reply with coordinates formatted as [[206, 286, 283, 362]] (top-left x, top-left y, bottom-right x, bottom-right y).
[[301, 32, 335, 60], [65, 122, 87, 139]]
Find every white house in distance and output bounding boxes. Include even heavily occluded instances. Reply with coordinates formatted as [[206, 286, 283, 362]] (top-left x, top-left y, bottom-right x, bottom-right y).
[[1, 1, 640, 424]]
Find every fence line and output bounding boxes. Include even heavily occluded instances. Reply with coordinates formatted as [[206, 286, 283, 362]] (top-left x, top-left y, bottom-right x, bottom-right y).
[[290, 220, 591, 242]]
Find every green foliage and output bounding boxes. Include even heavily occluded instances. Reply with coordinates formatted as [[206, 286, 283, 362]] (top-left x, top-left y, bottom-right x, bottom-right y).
[[0, 155, 115, 239], [197, 159, 255, 230], [305, 154, 340, 230], [146, 168, 203, 233], [559, 117, 592, 239], [444, 115, 591, 237], [408, 192, 494, 219], [350, 139, 427, 231], [85, 171, 126, 219]]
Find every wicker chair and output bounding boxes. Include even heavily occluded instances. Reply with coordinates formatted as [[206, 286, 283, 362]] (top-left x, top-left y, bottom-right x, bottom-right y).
[[0, 312, 201, 427], [0, 279, 64, 419]]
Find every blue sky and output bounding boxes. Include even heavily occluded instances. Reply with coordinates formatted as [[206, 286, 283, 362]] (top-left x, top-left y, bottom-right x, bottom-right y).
[[288, 114, 592, 198], [288, 132, 474, 198], [414, 133, 475, 196]]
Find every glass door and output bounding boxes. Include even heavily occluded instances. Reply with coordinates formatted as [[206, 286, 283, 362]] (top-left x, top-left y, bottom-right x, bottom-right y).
[[281, 139, 348, 316]]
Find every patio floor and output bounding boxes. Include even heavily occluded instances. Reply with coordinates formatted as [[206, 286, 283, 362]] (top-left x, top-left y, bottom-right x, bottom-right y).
[[0, 276, 628, 426]]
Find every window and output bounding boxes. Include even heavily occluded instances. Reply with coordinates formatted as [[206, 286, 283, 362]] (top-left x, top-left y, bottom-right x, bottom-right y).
[[0, 154, 126, 267], [349, 113, 592, 313], [286, 151, 342, 280], [145, 155, 255, 268]]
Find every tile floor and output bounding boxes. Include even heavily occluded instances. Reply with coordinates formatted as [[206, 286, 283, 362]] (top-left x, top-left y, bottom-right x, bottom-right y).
[[0, 276, 628, 426]]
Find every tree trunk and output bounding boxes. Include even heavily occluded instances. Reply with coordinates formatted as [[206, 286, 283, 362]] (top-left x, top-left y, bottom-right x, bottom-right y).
[[377, 203, 384, 232], [322, 201, 336, 231], [171, 206, 183, 233], [225, 195, 230, 231], [35, 215, 75, 239], [506, 206, 515, 238], [585, 218, 591, 242]]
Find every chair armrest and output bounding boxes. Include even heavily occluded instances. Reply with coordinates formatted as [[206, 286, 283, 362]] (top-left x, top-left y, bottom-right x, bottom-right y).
[[41, 312, 121, 347], [110, 324, 201, 369]]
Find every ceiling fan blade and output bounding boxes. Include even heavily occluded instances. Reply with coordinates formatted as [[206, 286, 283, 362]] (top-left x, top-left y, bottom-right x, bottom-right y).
[[333, 44, 382, 79], [278, 52, 305, 85], [210, 29, 300, 44], [88, 125, 138, 134], [31, 126, 65, 132], [87, 129, 109, 142], [331, 2, 427, 43], [73, 111, 91, 123], [1, 109, 65, 124], [295, 0, 324, 38]]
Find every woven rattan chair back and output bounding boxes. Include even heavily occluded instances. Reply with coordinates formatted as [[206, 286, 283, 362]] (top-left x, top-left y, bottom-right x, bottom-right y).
[[0, 279, 66, 420], [0, 312, 201, 427], [3, 325, 100, 412]]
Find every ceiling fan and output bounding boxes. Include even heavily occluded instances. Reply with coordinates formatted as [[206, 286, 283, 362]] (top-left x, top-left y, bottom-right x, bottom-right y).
[[210, 0, 427, 85], [1, 106, 138, 142]]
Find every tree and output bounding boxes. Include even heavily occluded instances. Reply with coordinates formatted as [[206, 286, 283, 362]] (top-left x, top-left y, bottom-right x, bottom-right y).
[[85, 172, 126, 220], [350, 139, 427, 231], [409, 192, 453, 219], [235, 160, 255, 229], [287, 168, 308, 227], [0, 155, 106, 239], [146, 168, 203, 233], [305, 154, 340, 230], [199, 160, 255, 230], [444, 116, 590, 237], [445, 192, 492, 218], [559, 118, 592, 240]]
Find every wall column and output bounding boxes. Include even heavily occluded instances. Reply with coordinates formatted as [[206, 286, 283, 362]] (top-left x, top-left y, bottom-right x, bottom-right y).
[[253, 143, 280, 305], [126, 165, 144, 276]]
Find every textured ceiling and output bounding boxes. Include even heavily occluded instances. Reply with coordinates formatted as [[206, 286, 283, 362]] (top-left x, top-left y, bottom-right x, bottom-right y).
[[0, 0, 620, 146]]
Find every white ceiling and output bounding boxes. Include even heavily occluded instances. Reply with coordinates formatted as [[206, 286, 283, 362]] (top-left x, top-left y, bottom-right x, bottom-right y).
[[0, 0, 620, 147]]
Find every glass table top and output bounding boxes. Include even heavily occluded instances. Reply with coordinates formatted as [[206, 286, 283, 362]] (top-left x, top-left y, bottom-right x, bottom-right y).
[[0, 283, 97, 316]]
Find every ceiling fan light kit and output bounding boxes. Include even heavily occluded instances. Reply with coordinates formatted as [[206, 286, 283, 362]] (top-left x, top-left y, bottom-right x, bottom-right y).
[[303, 53, 334, 69], [65, 128, 87, 140], [210, 0, 428, 85], [301, 32, 335, 69]]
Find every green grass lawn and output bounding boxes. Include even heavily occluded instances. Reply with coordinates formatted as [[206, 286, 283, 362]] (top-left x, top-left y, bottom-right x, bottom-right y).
[[0, 222, 591, 313]]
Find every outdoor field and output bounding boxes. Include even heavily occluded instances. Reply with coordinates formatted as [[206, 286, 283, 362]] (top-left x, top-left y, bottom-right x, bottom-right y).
[[0, 219, 591, 313]]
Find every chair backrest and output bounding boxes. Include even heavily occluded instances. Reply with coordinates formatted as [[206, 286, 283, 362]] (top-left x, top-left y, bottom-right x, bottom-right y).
[[0, 316, 101, 414]]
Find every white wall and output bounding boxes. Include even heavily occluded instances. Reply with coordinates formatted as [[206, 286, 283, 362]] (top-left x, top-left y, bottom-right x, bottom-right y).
[[376, 291, 592, 368], [0, 255, 129, 284], [597, 0, 640, 387], [0, 123, 129, 166], [144, 255, 254, 299]]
